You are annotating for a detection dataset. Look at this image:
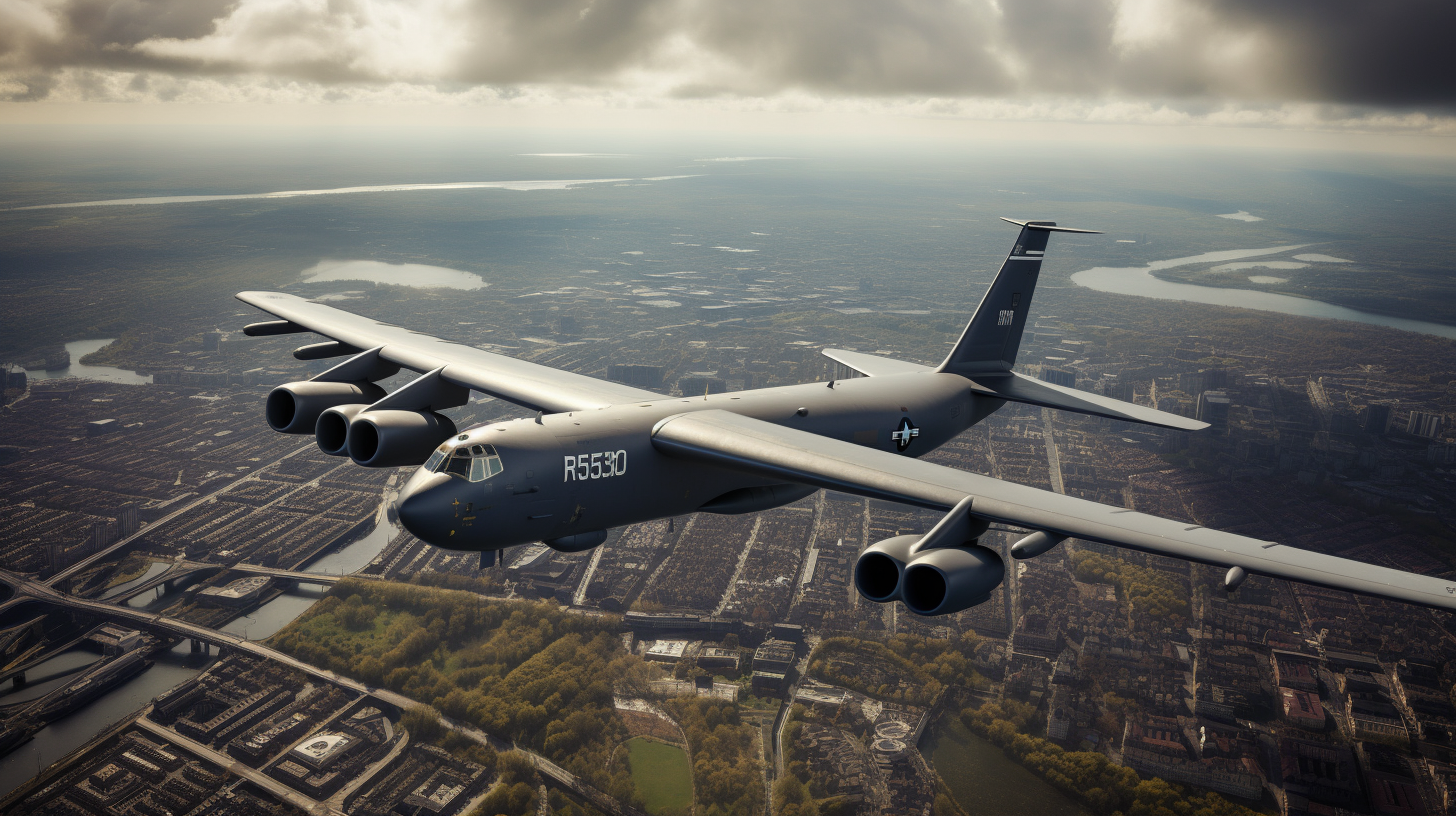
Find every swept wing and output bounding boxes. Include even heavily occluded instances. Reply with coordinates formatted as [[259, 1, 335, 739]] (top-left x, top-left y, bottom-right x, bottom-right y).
[[236, 291, 660, 413], [652, 409, 1456, 611]]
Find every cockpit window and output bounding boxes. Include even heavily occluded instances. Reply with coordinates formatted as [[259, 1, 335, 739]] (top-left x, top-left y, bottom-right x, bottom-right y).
[[428, 442, 504, 482], [445, 455, 471, 478]]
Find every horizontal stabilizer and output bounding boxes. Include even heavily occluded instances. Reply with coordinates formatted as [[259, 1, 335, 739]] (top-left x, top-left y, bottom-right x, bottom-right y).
[[822, 348, 932, 377], [967, 371, 1207, 431], [998, 218, 1102, 234]]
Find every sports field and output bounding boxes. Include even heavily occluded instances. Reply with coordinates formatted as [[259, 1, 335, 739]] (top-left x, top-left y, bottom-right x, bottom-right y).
[[626, 737, 693, 814]]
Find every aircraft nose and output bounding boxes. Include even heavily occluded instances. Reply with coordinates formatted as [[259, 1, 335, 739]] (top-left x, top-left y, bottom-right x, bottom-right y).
[[396, 470, 459, 545]]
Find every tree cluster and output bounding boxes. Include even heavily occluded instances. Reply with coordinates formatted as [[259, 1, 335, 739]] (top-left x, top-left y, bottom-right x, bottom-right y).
[[961, 703, 1258, 816], [1071, 552, 1189, 628], [806, 632, 983, 706], [662, 697, 764, 816], [777, 714, 853, 816], [270, 579, 634, 803]]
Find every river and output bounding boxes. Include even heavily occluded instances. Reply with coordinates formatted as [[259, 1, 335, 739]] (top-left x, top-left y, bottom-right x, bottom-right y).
[[0, 642, 206, 797], [0, 510, 400, 798], [1070, 246, 1456, 340], [98, 561, 170, 601], [23, 339, 152, 385]]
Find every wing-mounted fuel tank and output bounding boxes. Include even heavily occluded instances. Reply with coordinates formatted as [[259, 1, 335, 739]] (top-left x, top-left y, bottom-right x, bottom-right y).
[[699, 483, 818, 514], [852, 496, 1006, 616]]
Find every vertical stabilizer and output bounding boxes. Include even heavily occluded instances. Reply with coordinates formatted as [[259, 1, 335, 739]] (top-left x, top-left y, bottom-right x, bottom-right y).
[[938, 218, 1100, 374]]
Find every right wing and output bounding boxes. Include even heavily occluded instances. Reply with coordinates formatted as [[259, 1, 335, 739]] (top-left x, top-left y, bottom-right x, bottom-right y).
[[651, 409, 1456, 611], [238, 291, 661, 413]]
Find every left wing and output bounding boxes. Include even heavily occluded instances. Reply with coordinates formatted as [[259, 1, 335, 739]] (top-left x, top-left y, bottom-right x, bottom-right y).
[[651, 409, 1456, 611], [238, 291, 660, 413]]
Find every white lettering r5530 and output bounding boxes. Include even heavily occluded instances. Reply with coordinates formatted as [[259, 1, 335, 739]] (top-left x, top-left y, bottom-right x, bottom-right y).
[[564, 450, 628, 481]]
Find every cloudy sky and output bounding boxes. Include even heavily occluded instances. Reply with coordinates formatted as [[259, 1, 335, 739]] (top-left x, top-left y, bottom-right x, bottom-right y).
[[2, 0, 1454, 138]]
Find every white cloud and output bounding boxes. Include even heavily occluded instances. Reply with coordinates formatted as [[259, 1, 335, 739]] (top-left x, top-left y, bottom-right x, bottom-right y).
[[132, 0, 473, 81]]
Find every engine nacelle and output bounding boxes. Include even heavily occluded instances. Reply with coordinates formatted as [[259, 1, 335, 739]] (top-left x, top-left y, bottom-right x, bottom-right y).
[[853, 535, 922, 603], [901, 546, 1005, 616], [346, 410, 458, 468], [315, 404, 369, 456], [266, 381, 384, 434]]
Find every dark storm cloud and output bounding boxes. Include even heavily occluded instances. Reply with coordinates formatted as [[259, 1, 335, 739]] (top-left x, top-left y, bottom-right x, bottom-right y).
[[0, 0, 238, 72], [1200, 0, 1456, 105], [1, 0, 1453, 108]]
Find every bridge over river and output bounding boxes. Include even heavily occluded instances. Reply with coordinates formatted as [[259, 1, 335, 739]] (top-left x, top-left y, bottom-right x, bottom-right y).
[[0, 568, 639, 815]]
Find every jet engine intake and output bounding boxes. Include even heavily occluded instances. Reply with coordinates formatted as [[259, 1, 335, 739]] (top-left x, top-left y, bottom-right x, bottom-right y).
[[347, 410, 457, 468], [853, 535, 921, 603], [266, 381, 385, 435], [315, 404, 368, 456], [900, 546, 1005, 616]]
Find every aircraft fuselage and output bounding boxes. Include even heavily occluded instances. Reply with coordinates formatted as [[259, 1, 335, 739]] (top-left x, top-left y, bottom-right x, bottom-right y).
[[395, 372, 1003, 550]]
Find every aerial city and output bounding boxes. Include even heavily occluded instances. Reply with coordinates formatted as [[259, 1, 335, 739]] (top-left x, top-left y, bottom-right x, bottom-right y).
[[2, 3, 1456, 816]]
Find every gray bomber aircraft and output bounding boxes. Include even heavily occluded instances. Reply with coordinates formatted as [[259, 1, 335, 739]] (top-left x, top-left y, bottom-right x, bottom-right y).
[[239, 219, 1456, 617]]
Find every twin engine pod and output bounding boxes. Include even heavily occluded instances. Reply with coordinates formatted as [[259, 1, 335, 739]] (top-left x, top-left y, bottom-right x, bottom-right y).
[[340, 409, 457, 468], [854, 535, 1005, 616], [266, 380, 457, 468], [266, 381, 385, 435]]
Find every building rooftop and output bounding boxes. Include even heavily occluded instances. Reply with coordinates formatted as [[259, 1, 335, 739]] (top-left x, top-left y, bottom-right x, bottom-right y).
[[291, 732, 352, 768]]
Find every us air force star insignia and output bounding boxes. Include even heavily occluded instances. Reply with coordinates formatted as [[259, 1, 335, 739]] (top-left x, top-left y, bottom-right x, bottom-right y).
[[891, 417, 920, 452]]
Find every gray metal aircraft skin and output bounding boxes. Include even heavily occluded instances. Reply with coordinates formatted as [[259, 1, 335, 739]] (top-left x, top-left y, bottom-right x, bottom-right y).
[[239, 219, 1456, 616]]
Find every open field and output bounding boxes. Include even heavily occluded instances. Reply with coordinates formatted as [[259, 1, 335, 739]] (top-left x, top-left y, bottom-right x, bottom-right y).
[[626, 737, 693, 815]]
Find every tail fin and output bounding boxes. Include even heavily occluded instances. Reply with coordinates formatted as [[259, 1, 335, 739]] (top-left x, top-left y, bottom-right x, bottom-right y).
[[938, 218, 1100, 375], [939, 218, 1207, 431]]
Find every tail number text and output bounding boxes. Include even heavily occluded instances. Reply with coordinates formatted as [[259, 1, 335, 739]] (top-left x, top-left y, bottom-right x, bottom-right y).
[[564, 451, 627, 481]]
